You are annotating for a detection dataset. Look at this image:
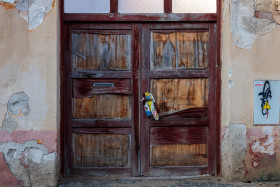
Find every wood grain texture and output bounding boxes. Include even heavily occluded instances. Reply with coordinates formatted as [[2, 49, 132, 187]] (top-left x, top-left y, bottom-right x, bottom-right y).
[[151, 144, 207, 166], [159, 107, 208, 118], [73, 94, 131, 119], [73, 134, 130, 167], [198, 32, 209, 68], [73, 79, 131, 96], [150, 126, 208, 145], [72, 33, 131, 70], [150, 79, 208, 114], [150, 32, 209, 70]]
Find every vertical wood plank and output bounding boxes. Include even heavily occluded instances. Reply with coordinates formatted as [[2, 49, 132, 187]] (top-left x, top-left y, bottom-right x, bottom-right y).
[[140, 24, 151, 176], [177, 32, 197, 69], [164, 0, 172, 13], [72, 33, 131, 71], [197, 32, 209, 68], [151, 32, 176, 70], [207, 23, 217, 175], [110, 0, 118, 13], [73, 134, 130, 167], [131, 23, 140, 176]]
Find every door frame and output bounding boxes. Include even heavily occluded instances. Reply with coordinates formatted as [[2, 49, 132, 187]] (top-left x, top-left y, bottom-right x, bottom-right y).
[[59, 0, 222, 177]]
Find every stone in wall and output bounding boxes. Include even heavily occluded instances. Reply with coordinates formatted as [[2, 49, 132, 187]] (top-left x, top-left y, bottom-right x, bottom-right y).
[[0, 0, 55, 30], [221, 123, 247, 181]]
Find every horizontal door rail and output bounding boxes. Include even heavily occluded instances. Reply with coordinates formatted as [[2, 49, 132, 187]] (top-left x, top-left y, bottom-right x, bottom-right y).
[[70, 168, 131, 176], [72, 70, 132, 79], [145, 118, 208, 127], [72, 119, 132, 128], [72, 127, 131, 134], [64, 13, 217, 22], [149, 70, 209, 79]]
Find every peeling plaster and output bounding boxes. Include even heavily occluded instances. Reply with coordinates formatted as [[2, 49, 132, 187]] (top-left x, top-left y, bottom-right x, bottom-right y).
[[245, 127, 280, 181], [249, 127, 278, 168], [0, 140, 57, 186], [1, 91, 29, 133], [230, 0, 277, 49], [0, 0, 55, 30]]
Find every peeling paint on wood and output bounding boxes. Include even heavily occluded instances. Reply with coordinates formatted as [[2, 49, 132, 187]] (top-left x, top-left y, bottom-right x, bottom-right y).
[[151, 144, 207, 166], [73, 94, 131, 119], [72, 33, 131, 71], [150, 32, 209, 70], [73, 134, 130, 167], [150, 79, 208, 114]]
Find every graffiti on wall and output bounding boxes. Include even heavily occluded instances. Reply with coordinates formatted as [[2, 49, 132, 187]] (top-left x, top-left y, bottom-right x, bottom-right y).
[[254, 80, 280, 125]]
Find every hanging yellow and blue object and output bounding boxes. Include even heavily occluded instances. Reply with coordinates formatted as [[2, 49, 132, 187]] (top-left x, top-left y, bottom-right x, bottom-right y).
[[144, 92, 159, 120]]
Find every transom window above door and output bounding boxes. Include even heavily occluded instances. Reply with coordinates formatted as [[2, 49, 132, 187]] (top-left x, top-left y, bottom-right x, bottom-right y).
[[64, 0, 216, 14]]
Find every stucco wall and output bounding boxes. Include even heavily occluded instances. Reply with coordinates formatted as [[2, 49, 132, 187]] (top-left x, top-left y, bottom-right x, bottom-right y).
[[221, 0, 280, 182], [1, 0, 280, 185], [0, 1, 59, 186]]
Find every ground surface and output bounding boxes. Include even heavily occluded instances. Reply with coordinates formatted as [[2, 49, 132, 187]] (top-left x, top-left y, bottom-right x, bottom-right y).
[[59, 176, 280, 187]]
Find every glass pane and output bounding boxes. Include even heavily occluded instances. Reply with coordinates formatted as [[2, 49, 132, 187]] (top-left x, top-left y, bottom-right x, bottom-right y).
[[64, 0, 110, 13], [72, 33, 131, 71], [118, 0, 164, 13], [73, 134, 131, 167], [172, 0, 216, 13], [150, 32, 209, 70]]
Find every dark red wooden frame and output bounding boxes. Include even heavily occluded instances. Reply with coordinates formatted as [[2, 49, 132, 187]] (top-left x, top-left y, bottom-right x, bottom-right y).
[[60, 0, 221, 178]]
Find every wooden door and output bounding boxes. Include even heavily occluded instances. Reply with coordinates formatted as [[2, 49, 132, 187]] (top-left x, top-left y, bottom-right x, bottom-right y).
[[64, 23, 217, 176], [65, 23, 140, 176], [140, 23, 217, 176]]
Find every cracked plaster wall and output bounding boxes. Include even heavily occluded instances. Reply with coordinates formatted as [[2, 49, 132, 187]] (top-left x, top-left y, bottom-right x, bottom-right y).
[[221, 0, 280, 182], [0, 140, 57, 186], [0, 0, 59, 186], [0, 0, 55, 30]]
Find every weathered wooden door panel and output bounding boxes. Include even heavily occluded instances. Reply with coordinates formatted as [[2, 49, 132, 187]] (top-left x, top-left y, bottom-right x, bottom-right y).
[[140, 24, 216, 176], [73, 133, 131, 167], [65, 23, 217, 176], [72, 32, 132, 71], [66, 24, 139, 176]]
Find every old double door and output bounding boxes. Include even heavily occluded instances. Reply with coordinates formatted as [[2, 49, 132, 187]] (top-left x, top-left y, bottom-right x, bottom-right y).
[[65, 23, 218, 176]]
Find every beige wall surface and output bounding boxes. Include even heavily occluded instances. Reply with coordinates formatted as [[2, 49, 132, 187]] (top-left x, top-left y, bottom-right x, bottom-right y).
[[221, 0, 280, 181], [1, 0, 280, 184], [0, 1, 59, 186], [0, 2, 58, 131]]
